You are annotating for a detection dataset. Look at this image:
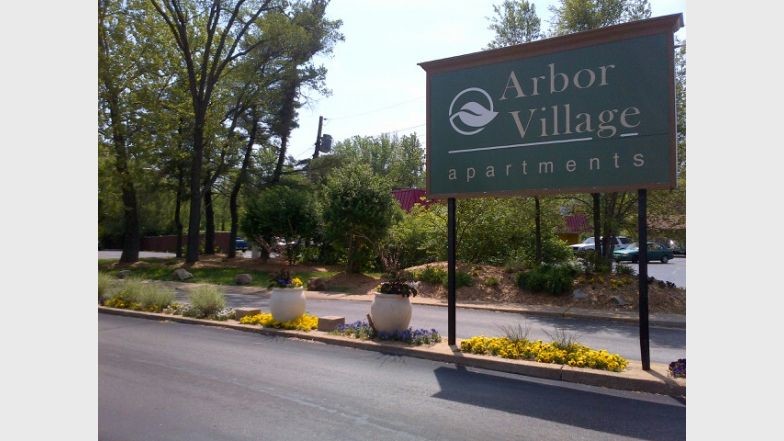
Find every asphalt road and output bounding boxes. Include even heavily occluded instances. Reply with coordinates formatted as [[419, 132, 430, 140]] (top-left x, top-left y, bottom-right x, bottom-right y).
[[99, 314, 686, 441], [618, 256, 686, 288], [174, 291, 686, 364]]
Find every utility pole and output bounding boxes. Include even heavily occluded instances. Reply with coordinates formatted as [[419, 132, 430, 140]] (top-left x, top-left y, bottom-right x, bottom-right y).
[[313, 115, 324, 159]]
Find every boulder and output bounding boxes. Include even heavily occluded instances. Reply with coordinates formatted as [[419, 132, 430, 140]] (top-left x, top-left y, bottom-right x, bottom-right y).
[[571, 289, 588, 300], [234, 307, 261, 320], [610, 295, 631, 306], [235, 273, 253, 285], [317, 316, 345, 332], [116, 270, 132, 279], [307, 277, 327, 291], [173, 268, 193, 281]]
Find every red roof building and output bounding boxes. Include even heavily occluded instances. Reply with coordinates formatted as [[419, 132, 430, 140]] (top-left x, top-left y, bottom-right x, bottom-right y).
[[391, 188, 433, 213]]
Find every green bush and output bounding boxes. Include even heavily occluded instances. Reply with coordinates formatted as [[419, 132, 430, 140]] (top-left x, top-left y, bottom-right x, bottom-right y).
[[484, 276, 500, 287], [322, 163, 401, 273], [188, 285, 226, 317], [242, 182, 322, 265], [413, 266, 473, 288], [517, 264, 576, 295], [415, 266, 447, 284], [615, 263, 636, 276]]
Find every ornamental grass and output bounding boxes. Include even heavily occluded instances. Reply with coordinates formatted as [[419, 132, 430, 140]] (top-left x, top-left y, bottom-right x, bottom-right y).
[[103, 278, 175, 313], [460, 336, 628, 372], [239, 312, 318, 331]]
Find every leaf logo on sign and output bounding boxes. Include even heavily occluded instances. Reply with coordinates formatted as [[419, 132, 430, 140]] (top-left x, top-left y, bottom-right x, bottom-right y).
[[448, 87, 498, 135]]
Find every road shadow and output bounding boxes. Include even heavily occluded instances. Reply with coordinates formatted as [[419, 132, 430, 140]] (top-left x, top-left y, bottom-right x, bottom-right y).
[[432, 365, 685, 441]]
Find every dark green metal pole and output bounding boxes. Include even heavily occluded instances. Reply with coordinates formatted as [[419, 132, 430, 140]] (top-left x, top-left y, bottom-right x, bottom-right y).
[[638, 189, 650, 370], [448, 197, 456, 346]]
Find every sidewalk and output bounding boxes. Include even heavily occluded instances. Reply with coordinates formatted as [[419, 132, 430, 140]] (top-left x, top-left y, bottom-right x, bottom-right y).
[[156, 280, 686, 329]]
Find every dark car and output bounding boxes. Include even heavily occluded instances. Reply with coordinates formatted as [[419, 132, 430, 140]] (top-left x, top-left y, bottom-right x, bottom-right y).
[[654, 238, 685, 256], [613, 242, 675, 263], [235, 238, 249, 252]]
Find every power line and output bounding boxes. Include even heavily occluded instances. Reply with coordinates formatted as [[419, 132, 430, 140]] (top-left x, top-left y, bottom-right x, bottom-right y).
[[327, 96, 424, 120]]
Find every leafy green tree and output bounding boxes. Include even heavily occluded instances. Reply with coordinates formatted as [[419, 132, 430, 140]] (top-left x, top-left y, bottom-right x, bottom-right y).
[[324, 133, 425, 189], [322, 163, 401, 273], [549, 0, 650, 36], [150, 0, 281, 263], [486, 0, 542, 49], [241, 181, 321, 264]]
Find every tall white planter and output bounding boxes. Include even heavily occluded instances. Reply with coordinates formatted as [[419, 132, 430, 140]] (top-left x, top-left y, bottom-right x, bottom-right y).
[[370, 292, 412, 334], [269, 287, 306, 322]]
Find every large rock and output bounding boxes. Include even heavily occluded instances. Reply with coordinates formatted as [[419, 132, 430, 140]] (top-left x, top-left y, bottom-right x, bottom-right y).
[[307, 277, 327, 291], [234, 307, 261, 320], [173, 268, 193, 281], [571, 289, 588, 300], [317, 316, 345, 332], [235, 273, 253, 285], [610, 295, 631, 306]]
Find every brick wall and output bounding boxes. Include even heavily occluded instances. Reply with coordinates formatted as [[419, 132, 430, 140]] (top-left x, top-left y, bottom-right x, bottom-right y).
[[141, 232, 232, 253]]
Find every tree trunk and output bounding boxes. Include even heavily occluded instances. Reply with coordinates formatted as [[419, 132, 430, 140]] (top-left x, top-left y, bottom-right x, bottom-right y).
[[228, 111, 260, 258], [203, 179, 215, 255], [534, 196, 542, 264], [174, 167, 184, 258], [186, 119, 205, 264], [106, 91, 139, 264]]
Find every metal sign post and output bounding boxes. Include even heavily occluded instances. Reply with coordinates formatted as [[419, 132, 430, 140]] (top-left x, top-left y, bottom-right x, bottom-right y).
[[448, 198, 457, 346], [638, 188, 651, 370]]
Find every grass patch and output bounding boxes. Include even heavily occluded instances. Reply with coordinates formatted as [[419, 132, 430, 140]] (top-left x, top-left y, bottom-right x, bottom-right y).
[[97, 259, 336, 288]]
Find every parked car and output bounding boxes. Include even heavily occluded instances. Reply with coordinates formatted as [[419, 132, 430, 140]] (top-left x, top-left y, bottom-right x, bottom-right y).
[[570, 236, 633, 253], [235, 238, 249, 252], [653, 237, 686, 256], [613, 242, 674, 263]]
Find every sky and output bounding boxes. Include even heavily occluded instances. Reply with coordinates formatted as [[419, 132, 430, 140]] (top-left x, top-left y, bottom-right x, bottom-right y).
[[286, 0, 687, 160]]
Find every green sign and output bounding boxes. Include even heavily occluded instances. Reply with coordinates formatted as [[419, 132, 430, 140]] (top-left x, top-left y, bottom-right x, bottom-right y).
[[419, 15, 682, 198]]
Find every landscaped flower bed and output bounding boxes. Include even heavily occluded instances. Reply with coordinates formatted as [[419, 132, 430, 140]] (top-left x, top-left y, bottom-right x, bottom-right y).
[[239, 312, 318, 331], [331, 320, 442, 346], [460, 336, 628, 372]]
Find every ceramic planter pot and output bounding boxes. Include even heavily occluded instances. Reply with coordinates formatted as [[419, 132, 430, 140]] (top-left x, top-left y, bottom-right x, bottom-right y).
[[269, 287, 306, 322], [370, 292, 412, 334]]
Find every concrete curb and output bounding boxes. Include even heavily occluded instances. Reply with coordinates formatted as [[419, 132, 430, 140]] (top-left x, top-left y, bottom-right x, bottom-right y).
[[99, 306, 686, 397], [154, 280, 686, 329]]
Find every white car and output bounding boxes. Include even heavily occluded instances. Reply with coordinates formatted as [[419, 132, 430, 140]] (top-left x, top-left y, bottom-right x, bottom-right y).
[[571, 236, 633, 253]]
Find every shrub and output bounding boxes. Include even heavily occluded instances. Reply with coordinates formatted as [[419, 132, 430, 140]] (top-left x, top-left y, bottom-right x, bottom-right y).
[[484, 276, 500, 288], [455, 271, 474, 288], [188, 285, 226, 317], [615, 263, 636, 276], [415, 266, 446, 285], [460, 336, 628, 372], [517, 263, 576, 295], [413, 266, 473, 288]]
